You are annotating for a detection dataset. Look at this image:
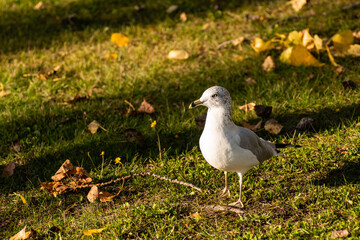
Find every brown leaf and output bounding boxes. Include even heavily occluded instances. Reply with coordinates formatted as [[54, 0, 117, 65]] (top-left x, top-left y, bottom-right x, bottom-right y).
[[254, 105, 272, 118], [238, 102, 256, 112], [47, 65, 61, 76], [353, 30, 360, 39], [195, 113, 207, 129], [137, 99, 155, 114], [88, 120, 107, 134], [33, 1, 45, 10], [180, 12, 187, 22], [1, 162, 16, 178], [10, 141, 21, 152], [336, 146, 349, 154], [330, 229, 349, 238], [124, 129, 145, 145], [87, 186, 98, 203], [98, 191, 116, 202], [51, 160, 74, 181], [262, 56, 275, 72], [264, 119, 283, 134], [241, 120, 262, 132]]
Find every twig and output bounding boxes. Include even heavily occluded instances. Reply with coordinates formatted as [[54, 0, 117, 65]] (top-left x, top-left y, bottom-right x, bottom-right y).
[[216, 40, 234, 50], [201, 205, 244, 214], [78, 172, 202, 192]]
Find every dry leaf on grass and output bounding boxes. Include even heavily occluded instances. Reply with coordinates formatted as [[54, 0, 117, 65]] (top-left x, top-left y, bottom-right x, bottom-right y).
[[336, 146, 349, 154], [1, 162, 15, 178], [87, 186, 98, 203], [262, 56, 275, 71], [264, 119, 283, 134], [254, 105, 272, 118], [88, 120, 107, 134], [0, 90, 11, 98], [331, 30, 353, 52], [167, 50, 189, 60], [137, 99, 155, 114], [180, 12, 187, 22], [111, 33, 130, 47], [33, 1, 45, 10], [10, 141, 21, 152], [241, 120, 262, 132], [330, 229, 349, 238], [10, 226, 36, 240], [251, 37, 274, 53], [280, 45, 324, 67], [83, 228, 105, 236], [238, 102, 256, 113], [287, 0, 307, 12], [189, 212, 201, 220]]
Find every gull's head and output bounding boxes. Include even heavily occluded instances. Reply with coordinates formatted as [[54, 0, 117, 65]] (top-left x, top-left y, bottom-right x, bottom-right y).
[[189, 86, 231, 109]]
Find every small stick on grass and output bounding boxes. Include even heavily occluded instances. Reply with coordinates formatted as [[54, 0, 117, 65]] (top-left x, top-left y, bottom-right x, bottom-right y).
[[78, 172, 202, 192], [201, 205, 244, 214]]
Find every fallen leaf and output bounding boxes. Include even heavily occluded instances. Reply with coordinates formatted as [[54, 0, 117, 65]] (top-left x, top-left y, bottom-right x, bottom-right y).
[[14, 193, 28, 207], [342, 80, 356, 90], [111, 33, 130, 47], [262, 56, 276, 72], [195, 113, 207, 129], [124, 129, 145, 145], [166, 5, 178, 14], [353, 30, 360, 39], [313, 34, 323, 52], [232, 36, 245, 47], [87, 186, 98, 203], [83, 228, 105, 236], [296, 117, 313, 130], [0, 90, 11, 98], [238, 102, 256, 112], [254, 105, 272, 118], [201, 23, 209, 30], [180, 12, 187, 22], [245, 77, 256, 85], [241, 120, 262, 132], [51, 160, 74, 181], [302, 28, 314, 50], [98, 191, 116, 202], [288, 0, 307, 12], [190, 212, 202, 220], [326, 45, 338, 66], [104, 53, 118, 59], [251, 37, 274, 53], [10, 141, 21, 152], [33, 1, 45, 10], [88, 120, 107, 134], [345, 44, 360, 57], [137, 99, 155, 114], [287, 31, 303, 45], [330, 229, 349, 238], [167, 50, 189, 60], [1, 162, 15, 178], [264, 119, 283, 134], [332, 30, 353, 52], [280, 45, 324, 67], [10, 226, 26, 240], [47, 65, 61, 76], [336, 146, 349, 154]]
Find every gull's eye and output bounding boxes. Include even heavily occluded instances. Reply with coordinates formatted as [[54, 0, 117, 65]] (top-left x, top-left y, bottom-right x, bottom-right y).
[[211, 94, 217, 98]]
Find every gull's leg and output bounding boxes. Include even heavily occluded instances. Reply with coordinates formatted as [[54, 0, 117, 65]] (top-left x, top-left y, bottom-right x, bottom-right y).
[[218, 171, 230, 197], [229, 172, 244, 208]]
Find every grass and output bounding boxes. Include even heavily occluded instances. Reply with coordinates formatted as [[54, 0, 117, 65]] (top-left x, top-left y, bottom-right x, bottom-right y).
[[1, 0, 360, 238]]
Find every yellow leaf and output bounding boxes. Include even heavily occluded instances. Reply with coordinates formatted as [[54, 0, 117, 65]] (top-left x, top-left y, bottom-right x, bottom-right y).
[[288, 0, 307, 12], [104, 53, 118, 59], [313, 34, 323, 53], [167, 50, 189, 60], [302, 28, 314, 50], [10, 226, 26, 240], [15, 193, 29, 207], [280, 45, 324, 67], [251, 37, 274, 53], [325, 44, 338, 66], [111, 33, 130, 47], [332, 30, 353, 52], [287, 31, 303, 45], [190, 212, 201, 220], [345, 44, 360, 57], [83, 228, 105, 236]]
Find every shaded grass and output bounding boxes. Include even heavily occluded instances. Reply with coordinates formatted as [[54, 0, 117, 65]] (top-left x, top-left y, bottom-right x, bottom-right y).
[[1, 0, 360, 238]]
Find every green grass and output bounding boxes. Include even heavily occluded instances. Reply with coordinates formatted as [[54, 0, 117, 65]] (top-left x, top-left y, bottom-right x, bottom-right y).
[[1, 0, 360, 238]]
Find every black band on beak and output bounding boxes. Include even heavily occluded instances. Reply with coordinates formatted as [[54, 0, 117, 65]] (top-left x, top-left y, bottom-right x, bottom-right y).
[[189, 99, 202, 109]]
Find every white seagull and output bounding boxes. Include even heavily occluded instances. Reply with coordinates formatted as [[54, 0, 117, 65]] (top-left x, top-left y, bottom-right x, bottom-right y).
[[189, 86, 299, 208]]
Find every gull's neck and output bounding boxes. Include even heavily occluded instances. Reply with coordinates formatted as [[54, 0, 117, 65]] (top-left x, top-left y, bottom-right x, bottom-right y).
[[204, 106, 234, 131]]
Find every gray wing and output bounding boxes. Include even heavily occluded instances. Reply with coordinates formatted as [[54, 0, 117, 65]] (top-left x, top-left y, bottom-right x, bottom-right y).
[[237, 126, 278, 163]]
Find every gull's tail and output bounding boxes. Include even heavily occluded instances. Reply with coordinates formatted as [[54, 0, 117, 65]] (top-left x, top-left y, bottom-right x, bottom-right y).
[[275, 143, 301, 149]]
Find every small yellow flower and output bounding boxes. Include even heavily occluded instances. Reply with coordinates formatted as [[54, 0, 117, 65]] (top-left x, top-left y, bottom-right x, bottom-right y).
[[115, 157, 121, 164], [100, 151, 105, 156], [151, 120, 157, 128]]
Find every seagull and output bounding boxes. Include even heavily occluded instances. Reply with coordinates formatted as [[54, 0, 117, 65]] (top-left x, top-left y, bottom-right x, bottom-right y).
[[189, 86, 300, 208]]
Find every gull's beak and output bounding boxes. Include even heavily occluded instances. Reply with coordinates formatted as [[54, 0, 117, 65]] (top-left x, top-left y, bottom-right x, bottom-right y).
[[189, 99, 203, 109]]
